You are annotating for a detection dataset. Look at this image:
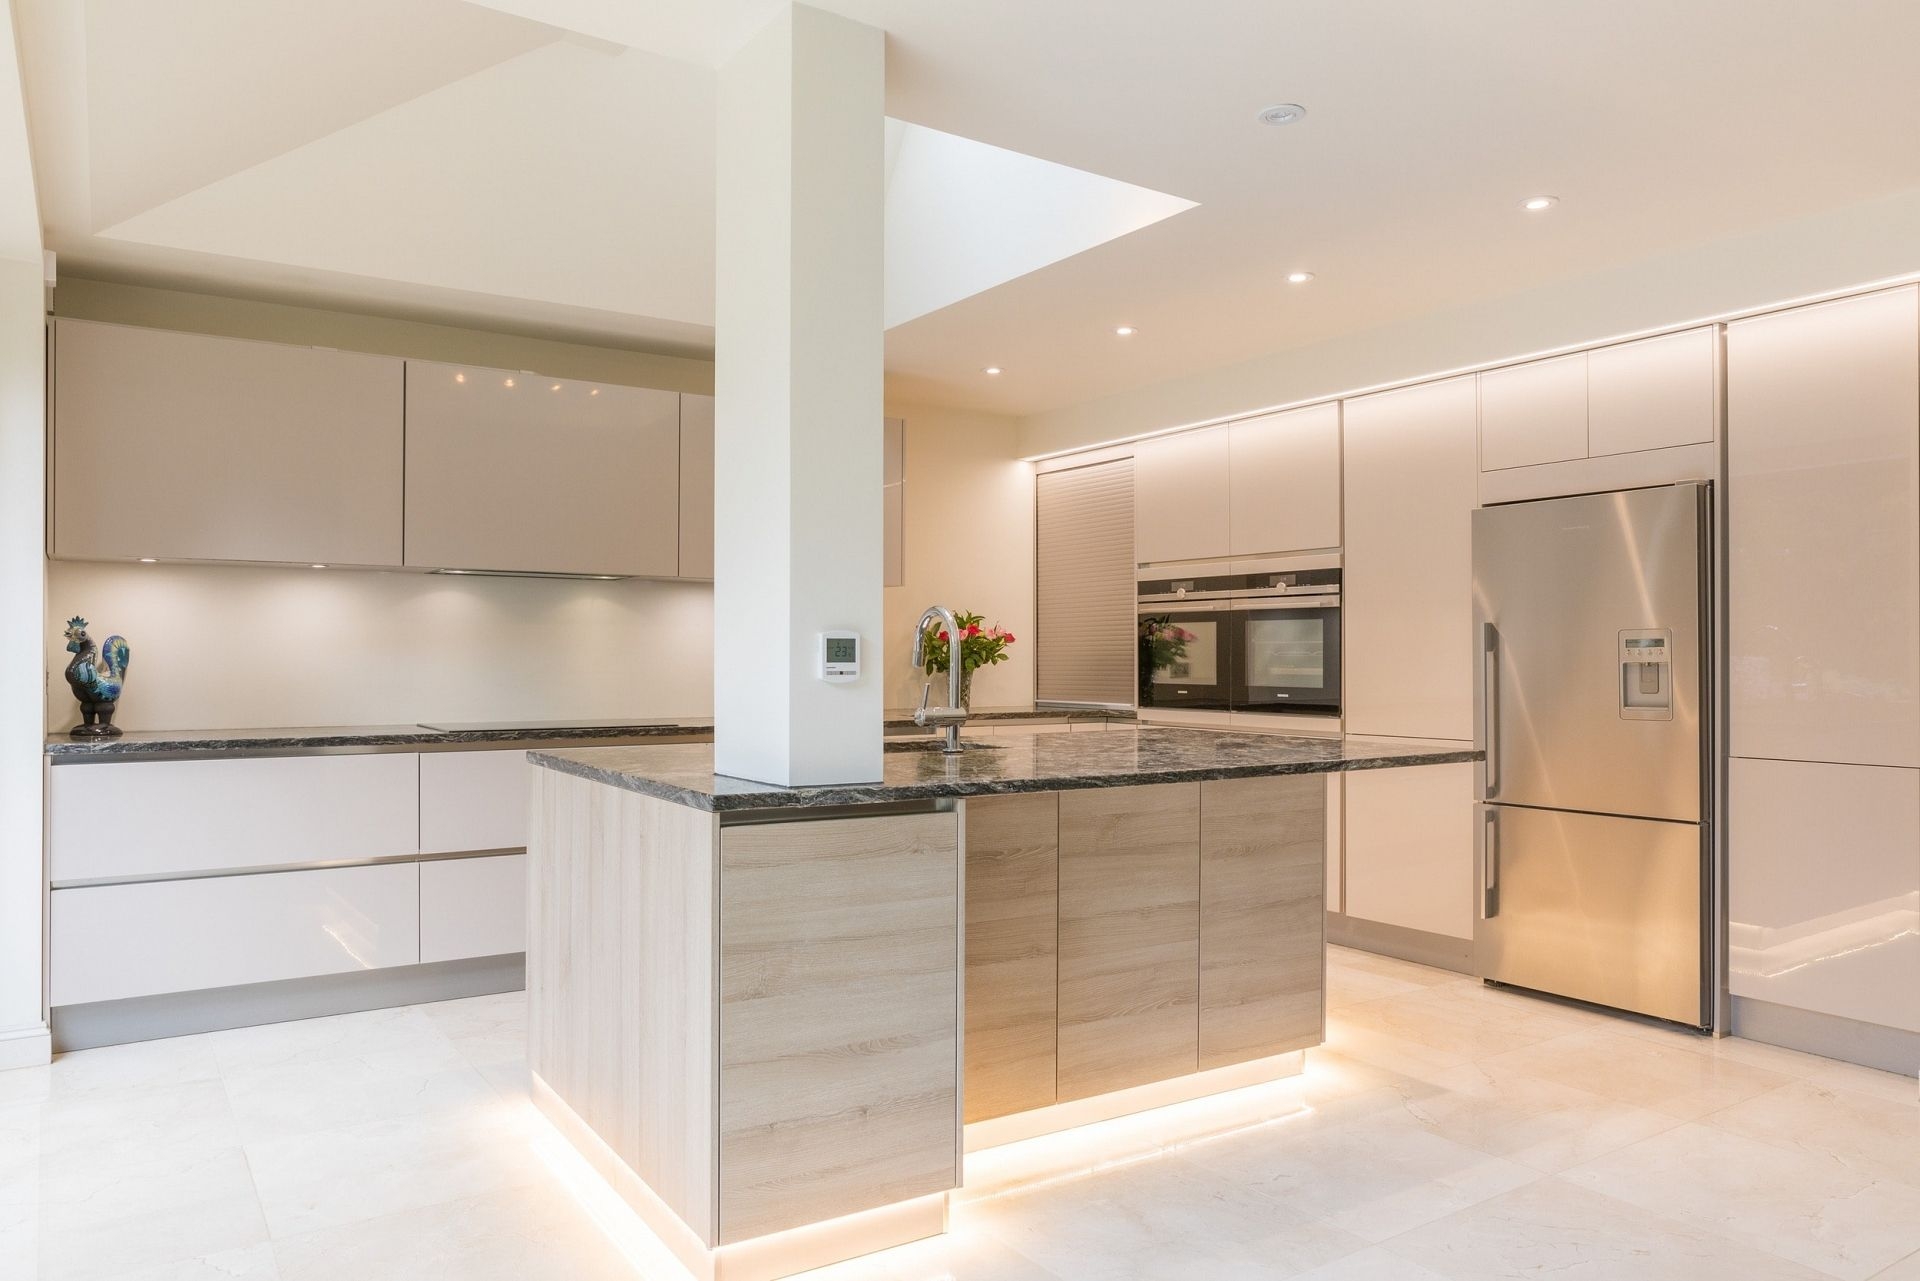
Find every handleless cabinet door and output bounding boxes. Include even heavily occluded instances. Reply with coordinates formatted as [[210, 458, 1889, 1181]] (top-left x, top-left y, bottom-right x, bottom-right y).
[[405, 361, 680, 576], [1478, 353, 1587, 471], [1729, 758, 1920, 1033], [963, 793, 1059, 1122], [1199, 776, 1324, 1069], [1344, 761, 1475, 940], [1228, 403, 1341, 556], [1134, 425, 1230, 565], [1728, 287, 1920, 767], [1056, 783, 1200, 1100], [1587, 327, 1717, 457], [1344, 376, 1479, 740], [421, 853, 527, 964], [419, 750, 531, 854], [678, 394, 715, 579], [51, 319, 404, 566]]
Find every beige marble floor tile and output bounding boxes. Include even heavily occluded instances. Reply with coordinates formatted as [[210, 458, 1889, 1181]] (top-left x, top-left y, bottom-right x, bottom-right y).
[[1471, 1027, 1795, 1119], [96, 1243, 281, 1281], [966, 1153, 1369, 1280], [1325, 964, 1429, 1010], [243, 1099, 545, 1239], [1872, 1248, 1920, 1279], [35, 1080, 241, 1170], [269, 1181, 642, 1281], [1327, 990, 1578, 1074], [1561, 1123, 1920, 1280], [1385, 1177, 1830, 1280], [1379, 1057, 1685, 1173], [1637, 1030, 1920, 1106], [1705, 1079, 1920, 1189], [1326, 948, 1468, 991], [222, 1050, 495, 1146], [792, 1228, 1063, 1281], [36, 1145, 269, 1281], [417, 992, 527, 1071], [1288, 1246, 1450, 1280], [1180, 1102, 1542, 1243], [208, 1007, 460, 1076], [44, 1036, 222, 1098]]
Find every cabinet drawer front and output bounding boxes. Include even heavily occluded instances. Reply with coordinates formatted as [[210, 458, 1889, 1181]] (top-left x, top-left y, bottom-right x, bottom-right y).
[[50, 754, 420, 883], [1343, 761, 1475, 940], [964, 793, 1059, 1122], [420, 750, 531, 854], [52, 863, 420, 1006], [421, 854, 527, 964]]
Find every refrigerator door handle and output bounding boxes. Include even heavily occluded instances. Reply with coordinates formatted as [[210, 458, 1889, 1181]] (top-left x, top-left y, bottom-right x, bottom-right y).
[[1481, 622, 1500, 797], [1481, 807, 1500, 919]]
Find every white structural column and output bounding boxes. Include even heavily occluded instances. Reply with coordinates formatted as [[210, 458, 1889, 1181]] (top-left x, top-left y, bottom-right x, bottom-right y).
[[714, 5, 886, 786], [0, 2, 48, 1069]]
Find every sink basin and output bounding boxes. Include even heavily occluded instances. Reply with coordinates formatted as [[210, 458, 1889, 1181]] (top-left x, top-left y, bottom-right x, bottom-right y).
[[883, 738, 1004, 753]]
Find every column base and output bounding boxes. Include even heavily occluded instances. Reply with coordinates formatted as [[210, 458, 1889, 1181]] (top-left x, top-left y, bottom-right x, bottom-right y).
[[0, 1024, 51, 1071]]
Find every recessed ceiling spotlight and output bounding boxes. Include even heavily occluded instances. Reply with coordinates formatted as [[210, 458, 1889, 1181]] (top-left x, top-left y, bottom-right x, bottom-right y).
[[138, 557, 156, 563], [1521, 195, 1559, 212], [310, 564, 327, 570], [983, 366, 1004, 376], [550, 383, 562, 392], [1258, 103, 1307, 126], [1286, 271, 1315, 285], [1114, 326, 1137, 337], [504, 378, 515, 388]]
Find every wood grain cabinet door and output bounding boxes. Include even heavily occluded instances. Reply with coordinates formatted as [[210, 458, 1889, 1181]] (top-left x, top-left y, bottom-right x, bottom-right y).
[[963, 793, 1058, 1122], [1199, 776, 1324, 1069], [717, 812, 960, 1244], [1056, 783, 1200, 1100]]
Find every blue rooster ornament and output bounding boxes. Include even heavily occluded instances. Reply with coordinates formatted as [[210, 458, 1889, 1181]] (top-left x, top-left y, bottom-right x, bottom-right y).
[[63, 617, 131, 737]]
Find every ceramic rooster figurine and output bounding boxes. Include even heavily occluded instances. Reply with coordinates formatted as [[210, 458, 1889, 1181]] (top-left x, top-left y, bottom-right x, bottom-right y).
[[64, 617, 131, 737]]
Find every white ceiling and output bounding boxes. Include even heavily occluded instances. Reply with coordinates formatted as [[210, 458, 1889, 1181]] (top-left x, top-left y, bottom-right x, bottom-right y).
[[18, 0, 1920, 414]]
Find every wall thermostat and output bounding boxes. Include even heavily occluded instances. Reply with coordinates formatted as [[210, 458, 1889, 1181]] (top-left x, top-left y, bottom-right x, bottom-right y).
[[818, 631, 861, 682]]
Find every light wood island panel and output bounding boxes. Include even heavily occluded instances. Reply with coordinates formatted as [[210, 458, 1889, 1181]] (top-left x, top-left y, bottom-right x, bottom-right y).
[[1056, 783, 1201, 1100], [962, 793, 1059, 1122], [1198, 775, 1325, 1069], [716, 811, 960, 1244]]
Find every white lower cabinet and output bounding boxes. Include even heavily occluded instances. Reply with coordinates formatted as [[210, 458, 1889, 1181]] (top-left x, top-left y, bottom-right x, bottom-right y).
[[52, 863, 421, 1006], [421, 854, 527, 963], [1729, 757, 1920, 1033], [420, 749, 532, 854], [1342, 761, 1475, 940]]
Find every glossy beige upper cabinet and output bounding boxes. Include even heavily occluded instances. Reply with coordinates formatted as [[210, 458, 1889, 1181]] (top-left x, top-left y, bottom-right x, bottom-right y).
[[1134, 425, 1229, 565], [51, 319, 404, 566], [404, 361, 680, 577], [1587, 327, 1716, 457], [1729, 757, 1920, 1033], [1343, 376, 1478, 740], [1478, 353, 1586, 471], [1227, 403, 1341, 555], [1728, 288, 1920, 767], [678, 394, 715, 580]]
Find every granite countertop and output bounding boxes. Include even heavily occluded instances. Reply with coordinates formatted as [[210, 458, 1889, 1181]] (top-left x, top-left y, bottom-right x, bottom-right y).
[[528, 726, 1482, 813], [43, 706, 1132, 759]]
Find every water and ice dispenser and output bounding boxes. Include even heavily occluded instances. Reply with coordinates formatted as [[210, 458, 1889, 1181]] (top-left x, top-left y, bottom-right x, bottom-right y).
[[1618, 629, 1674, 720]]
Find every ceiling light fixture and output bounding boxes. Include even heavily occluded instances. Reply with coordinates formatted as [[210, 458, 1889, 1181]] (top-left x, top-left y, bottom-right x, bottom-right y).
[[1258, 103, 1307, 126], [1521, 195, 1559, 212], [504, 378, 515, 388], [454, 372, 465, 383], [138, 557, 156, 563], [1114, 326, 1137, 337], [310, 564, 327, 570], [984, 366, 1004, 376], [1286, 271, 1314, 285], [550, 383, 562, 392]]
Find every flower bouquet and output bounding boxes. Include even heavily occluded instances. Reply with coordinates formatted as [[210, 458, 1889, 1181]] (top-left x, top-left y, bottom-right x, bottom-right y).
[[919, 611, 1016, 708]]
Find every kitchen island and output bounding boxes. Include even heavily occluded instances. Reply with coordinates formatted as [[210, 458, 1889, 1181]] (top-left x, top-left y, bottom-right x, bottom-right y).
[[523, 727, 1478, 1281]]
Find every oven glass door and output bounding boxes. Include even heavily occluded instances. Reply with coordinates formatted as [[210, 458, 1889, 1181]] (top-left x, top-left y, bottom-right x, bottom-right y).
[[1234, 603, 1340, 713], [1137, 606, 1232, 710]]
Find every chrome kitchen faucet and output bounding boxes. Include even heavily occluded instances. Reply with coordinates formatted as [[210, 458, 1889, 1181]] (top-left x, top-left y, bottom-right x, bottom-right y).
[[910, 604, 969, 753]]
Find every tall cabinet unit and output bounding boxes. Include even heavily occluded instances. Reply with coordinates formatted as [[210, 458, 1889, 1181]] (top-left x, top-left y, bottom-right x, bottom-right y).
[[1726, 286, 1920, 1056], [1337, 376, 1478, 957]]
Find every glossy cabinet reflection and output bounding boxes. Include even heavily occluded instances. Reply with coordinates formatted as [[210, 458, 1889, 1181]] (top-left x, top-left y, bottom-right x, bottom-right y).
[[1729, 757, 1920, 1033], [1728, 287, 1920, 767]]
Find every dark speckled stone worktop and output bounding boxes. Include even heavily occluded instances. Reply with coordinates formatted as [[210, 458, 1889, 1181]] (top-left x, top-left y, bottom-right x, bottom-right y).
[[528, 727, 1481, 813], [43, 706, 1131, 760]]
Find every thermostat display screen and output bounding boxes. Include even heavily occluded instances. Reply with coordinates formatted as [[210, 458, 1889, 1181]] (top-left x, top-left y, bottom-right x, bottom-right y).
[[818, 631, 861, 682], [825, 636, 857, 664]]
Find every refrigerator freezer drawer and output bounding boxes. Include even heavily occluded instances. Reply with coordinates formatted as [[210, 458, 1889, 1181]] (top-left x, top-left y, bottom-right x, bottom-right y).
[[1476, 804, 1706, 1026]]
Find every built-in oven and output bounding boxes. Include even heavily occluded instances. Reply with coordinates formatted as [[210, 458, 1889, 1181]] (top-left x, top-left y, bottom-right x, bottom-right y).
[[1137, 555, 1340, 717]]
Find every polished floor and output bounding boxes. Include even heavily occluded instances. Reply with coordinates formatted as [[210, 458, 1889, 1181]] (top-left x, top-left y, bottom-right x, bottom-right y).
[[2, 947, 1915, 1281]]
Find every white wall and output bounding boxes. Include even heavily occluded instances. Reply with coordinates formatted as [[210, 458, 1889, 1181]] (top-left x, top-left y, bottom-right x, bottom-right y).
[[1020, 183, 1920, 458], [883, 403, 1036, 712], [0, 0, 48, 1067], [46, 563, 714, 732]]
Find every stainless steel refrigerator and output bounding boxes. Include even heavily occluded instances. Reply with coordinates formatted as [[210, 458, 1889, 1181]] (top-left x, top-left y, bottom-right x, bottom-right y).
[[1472, 482, 1713, 1029]]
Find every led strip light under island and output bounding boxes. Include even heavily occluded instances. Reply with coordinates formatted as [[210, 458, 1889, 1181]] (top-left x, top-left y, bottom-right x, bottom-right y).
[[522, 726, 1479, 1281]]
